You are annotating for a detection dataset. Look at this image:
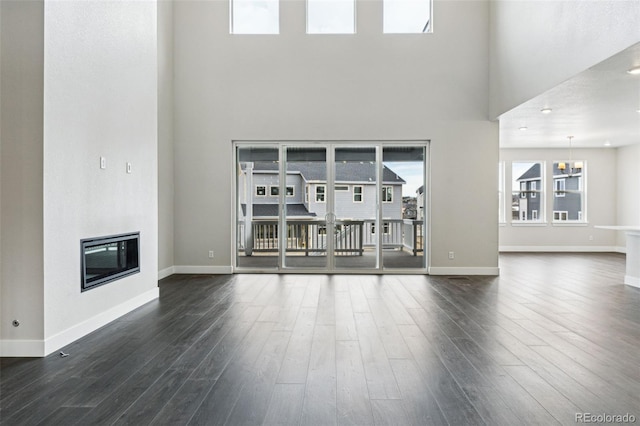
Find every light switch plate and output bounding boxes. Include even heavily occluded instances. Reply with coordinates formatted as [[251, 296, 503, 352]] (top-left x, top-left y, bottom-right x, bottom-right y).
[[126, 162, 132, 174], [100, 157, 106, 169]]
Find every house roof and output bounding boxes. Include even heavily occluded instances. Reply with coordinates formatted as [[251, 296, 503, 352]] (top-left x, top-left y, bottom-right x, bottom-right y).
[[249, 161, 405, 184], [516, 162, 583, 181], [241, 203, 316, 218], [516, 163, 541, 181]]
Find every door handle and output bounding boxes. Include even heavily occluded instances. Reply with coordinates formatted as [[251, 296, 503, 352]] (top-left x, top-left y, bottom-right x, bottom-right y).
[[325, 212, 336, 224]]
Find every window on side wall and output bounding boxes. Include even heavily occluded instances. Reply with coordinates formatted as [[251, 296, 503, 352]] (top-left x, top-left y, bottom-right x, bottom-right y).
[[552, 161, 586, 222], [382, 186, 393, 203], [383, 0, 432, 33], [231, 0, 279, 34], [353, 186, 363, 203], [498, 162, 505, 224], [307, 0, 355, 34], [316, 185, 326, 202], [511, 161, 544, 223]]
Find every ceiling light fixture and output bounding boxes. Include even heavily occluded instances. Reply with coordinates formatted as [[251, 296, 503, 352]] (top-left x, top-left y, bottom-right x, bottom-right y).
[[558, 136, 582, 177], [519, 126, 528, 131], [540, 108, 552, 114], [627, 65, 640, 75], [604, 141, 611, 147]]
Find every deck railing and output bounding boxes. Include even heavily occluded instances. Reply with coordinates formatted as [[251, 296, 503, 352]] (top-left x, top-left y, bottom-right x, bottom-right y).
[[238, 219, 423, 256]]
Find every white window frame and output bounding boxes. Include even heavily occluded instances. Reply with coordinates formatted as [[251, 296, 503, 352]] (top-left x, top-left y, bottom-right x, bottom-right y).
[[382, 186, 393, 203], [306, 0, 356, 34], [512, 161, 545, 224], [316, 185, 326, 203], [286, 186, 294, 197], [230, 0, 280, 35], [383, 0, 432, 34], [305, 185, 309, 203], [552, 160, 586, 223], [353, 185, 363, 203], [256, 185, 267, 197], [498, 162, 505, 224]]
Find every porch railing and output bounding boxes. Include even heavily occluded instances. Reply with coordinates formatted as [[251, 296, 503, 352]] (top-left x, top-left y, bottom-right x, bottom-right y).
[[238, 219, 423, 256]]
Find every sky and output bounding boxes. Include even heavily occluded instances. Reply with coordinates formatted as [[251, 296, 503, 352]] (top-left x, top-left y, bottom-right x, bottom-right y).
[[384, 161, 424, 197]]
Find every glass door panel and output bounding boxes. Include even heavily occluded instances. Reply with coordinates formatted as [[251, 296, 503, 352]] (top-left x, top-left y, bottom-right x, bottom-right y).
[[382, 146, 426, 269], [235, 142, 428, 273], [283, 146, 329, 269], [236, 146, 280, 269], [334, 147, 378, 270]]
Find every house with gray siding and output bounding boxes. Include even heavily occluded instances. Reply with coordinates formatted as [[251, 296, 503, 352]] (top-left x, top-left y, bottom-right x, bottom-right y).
[[514, 162, 583, 221], [514, 163, 542, 221], [237, 161, 406, 239]]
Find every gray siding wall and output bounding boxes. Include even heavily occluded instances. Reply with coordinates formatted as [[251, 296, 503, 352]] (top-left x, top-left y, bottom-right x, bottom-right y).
[[307, 183, 402, 220], [239, 169, 403, 220]]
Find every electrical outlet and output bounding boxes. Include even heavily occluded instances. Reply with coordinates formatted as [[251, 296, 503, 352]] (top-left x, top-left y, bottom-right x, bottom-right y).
[[208, 250, 214, 258], [448, 251, 455, 260]]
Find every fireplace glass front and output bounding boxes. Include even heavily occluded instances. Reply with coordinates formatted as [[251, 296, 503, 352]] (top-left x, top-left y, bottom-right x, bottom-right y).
[[81, 232, 140, 291]]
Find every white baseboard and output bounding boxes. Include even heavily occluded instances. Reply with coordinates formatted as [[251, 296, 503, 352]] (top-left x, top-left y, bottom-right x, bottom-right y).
[[158, 266, 175, 280], [499, 245, 624, 253], [173, 265, 233, 274], [429, 267, 499, 276], [624, 275, 640, 288], [1, 288, 159, 358], [42, 287, 159, 357]]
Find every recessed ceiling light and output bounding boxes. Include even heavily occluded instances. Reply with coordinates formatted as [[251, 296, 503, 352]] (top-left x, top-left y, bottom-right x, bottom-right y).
[[627, 66, 640, 75], [604, 141, 611, 147], [519, 126, 528, 131], [540, 108, 552, 114]]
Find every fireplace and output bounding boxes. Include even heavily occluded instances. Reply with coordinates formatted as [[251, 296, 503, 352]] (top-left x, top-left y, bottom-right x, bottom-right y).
[[81, 232, 140, 291]]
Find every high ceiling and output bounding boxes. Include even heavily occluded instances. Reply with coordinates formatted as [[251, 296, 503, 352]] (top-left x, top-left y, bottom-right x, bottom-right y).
[[499, 42, 640, 149]]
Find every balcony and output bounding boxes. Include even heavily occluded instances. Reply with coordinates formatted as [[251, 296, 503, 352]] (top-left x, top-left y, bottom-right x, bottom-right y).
[[237, 219, 424, 269]]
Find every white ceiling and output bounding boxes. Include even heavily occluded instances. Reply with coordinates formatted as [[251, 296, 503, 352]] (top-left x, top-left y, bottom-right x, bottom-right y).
[[499, 42, 640, 149]]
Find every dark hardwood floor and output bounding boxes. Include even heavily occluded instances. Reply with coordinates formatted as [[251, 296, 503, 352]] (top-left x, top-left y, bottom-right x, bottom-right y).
[[1, 253, 639, 425]]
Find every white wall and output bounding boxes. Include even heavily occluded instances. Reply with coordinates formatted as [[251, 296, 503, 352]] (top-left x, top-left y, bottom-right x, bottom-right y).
[[39, 1, 158, 355], [173, 0, 499, 275], [616, 144, 640, 247], [490, 0, 640, 118], [500, 148, 619, 251], [0, 0, 45, 355], [158, 0, 175, 277]]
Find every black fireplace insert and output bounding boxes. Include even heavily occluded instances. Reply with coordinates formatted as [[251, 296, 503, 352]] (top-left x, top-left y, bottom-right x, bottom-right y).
[[81, 232, 140, 291]]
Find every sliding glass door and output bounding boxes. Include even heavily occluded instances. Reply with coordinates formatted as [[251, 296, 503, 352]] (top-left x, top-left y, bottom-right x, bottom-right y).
[[235, 142, 428, 273]]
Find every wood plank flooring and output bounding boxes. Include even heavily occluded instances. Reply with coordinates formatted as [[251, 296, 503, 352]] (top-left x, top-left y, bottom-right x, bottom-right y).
[[1, 253, 639, 425]]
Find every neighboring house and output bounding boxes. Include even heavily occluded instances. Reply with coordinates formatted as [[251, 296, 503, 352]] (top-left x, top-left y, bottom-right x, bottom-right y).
[[551, 163, 583, 221], [514, 163, 583, 221], [237, 161, 406, 252], [416, 185, 425, 220], [514, 163, 542, 221], [238, 161, 405, 221]]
